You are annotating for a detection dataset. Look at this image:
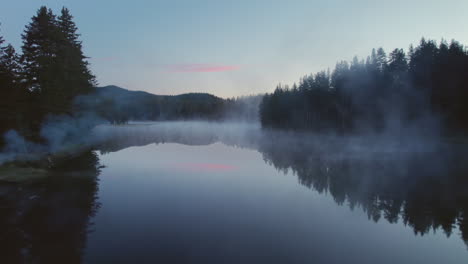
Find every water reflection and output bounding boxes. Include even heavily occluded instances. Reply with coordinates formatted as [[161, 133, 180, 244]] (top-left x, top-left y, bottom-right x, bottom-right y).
[[94, 122, 468, 248], [2, 121, 468, 263], [0, 151, 101, 263], [257, 134, 468, 247], [93, 122, 260, 154]]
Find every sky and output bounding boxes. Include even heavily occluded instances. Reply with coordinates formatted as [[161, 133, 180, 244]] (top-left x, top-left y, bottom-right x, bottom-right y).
[[1, 0, 467, 98]]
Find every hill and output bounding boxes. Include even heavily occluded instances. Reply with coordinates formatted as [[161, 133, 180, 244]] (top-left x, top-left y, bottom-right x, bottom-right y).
[[78, 86, 226, 123]]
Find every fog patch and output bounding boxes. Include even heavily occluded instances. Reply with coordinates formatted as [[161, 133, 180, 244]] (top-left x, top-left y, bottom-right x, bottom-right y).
[[0, 113, 105, 165]]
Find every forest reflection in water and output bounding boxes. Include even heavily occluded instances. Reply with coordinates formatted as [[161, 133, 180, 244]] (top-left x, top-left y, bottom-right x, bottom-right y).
[[0, 151, 101, 263], [96, 122, 468, 248], [1, 121, 468, 263], [259, 133, 468, 244]]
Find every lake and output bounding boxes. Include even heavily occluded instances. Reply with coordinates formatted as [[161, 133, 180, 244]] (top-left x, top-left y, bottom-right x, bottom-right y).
[[1, 122, 468, 263]]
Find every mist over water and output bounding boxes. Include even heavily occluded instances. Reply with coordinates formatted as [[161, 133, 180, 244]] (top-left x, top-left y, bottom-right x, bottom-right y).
[[93, 120, 450, 159], [2, 121, 468, 263], [95, 122, 468, 225], [1, 117, 458, 167], [87, 122, 468, 263]]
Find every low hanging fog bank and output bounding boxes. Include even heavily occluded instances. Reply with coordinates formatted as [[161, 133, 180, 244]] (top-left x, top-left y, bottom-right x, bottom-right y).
[[0, 113, 105, 165], [3, 120, 468, 248], [1, 118, 462, 166], [93, 120, 452, 157], [94, 121, 262, 154]]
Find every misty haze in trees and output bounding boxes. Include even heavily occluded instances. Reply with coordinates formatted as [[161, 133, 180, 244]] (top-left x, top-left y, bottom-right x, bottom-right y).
[[260, 40, 468, 135]]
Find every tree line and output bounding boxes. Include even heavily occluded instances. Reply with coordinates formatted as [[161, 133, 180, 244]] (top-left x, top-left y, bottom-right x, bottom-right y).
[[260, 39, 468, 134], [0, 6, 95, 146]]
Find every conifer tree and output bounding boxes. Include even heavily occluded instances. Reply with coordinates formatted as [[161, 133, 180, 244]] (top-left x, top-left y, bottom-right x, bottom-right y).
[[21, 6, 95, 116], [57, 7, 96, 98], [21, 6, 62, 115], [375, 47, 387, 73]]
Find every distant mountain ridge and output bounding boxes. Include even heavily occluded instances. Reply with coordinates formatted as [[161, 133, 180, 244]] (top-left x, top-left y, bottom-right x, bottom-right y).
[[96, 85, 222, 101], [78, 85, 226, 123], [76, 85, 260, 124]]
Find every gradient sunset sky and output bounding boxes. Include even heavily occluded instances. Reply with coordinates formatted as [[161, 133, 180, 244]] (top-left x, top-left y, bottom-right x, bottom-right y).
[[1, 0, 467, 98]]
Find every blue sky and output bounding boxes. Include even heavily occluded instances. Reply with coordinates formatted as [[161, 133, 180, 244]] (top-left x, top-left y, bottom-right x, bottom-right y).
[[1, 0, 467, 97]]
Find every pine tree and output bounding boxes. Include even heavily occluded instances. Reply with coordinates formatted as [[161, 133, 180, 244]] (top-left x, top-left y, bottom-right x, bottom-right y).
[[0, 25, 21, 91], [1, 45, 21, 83], [57, 7, 80, 47], [388, 48, 408, 74], [21, 6, 96, 116], [56, 7, 96, 112], [57, 7, 96, 90], [21, 6, 63, 115], [375, 47, 387, 73], [21, 7, 59, 90]]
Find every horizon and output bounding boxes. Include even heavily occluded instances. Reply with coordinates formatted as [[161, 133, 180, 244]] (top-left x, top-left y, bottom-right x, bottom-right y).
[[1, 1, 468, 97]]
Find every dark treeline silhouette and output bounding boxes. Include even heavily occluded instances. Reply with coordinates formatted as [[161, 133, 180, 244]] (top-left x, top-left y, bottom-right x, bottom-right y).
[[260, 39, 468, 134], [0, 6, 95, 146]]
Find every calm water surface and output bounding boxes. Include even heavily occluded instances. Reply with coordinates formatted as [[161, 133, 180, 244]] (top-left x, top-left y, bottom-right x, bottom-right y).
[[86, 141, 467, 262], [2, 122, 468, 263]]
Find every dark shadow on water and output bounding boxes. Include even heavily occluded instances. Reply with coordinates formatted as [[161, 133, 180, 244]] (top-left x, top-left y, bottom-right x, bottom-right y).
[[0, 151, 101, 264]]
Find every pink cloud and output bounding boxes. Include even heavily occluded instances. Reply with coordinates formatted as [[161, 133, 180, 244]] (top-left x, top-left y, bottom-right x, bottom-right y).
[[176, 163, 236, 172], [165, 64, 240, 73]]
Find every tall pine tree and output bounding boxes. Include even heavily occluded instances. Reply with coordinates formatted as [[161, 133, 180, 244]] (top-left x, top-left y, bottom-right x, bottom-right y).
[[56, 7, 96, 103], [21, 6, 95, 116], [21, 7, 63, 115]]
